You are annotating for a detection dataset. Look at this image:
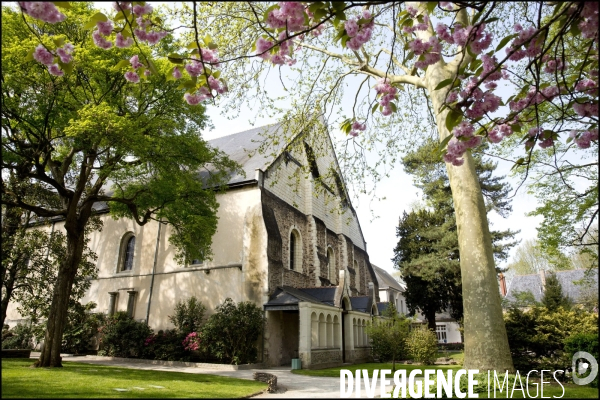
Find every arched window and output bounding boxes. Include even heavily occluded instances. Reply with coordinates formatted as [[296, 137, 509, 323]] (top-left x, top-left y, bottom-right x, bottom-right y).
[[327, 247, 335, 284], [119, 234, 136, 272], [289, 229, 301, 271]]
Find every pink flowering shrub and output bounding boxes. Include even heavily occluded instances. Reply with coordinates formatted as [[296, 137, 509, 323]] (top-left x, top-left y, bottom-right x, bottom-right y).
[[182, 331, 202, 351]]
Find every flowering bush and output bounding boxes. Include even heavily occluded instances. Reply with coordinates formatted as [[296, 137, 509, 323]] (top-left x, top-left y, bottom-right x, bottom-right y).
[[97, 312, 151, 358], [182, 331, 201, 351]]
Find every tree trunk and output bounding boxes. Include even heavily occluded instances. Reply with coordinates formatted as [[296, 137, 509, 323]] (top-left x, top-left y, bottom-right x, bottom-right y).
[[425, 309, 437, 332], [34, 226, 85, 368], [426, 64, 515, 372]]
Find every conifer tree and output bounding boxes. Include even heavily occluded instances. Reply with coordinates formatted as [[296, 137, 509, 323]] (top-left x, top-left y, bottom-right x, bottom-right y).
[[542, 272, 572, 311]]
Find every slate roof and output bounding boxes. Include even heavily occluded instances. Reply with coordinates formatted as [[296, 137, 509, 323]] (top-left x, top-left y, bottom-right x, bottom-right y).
[[206, 123, 287, 186], [264, 286, 337, 310], [372, 264, 405, 292], [505, 269, 598, 303], [350, 296, 371, 313], [377, 302, 389, 314]]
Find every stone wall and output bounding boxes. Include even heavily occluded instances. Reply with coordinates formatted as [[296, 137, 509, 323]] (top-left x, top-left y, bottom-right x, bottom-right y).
[[310, 349, 342, 368]]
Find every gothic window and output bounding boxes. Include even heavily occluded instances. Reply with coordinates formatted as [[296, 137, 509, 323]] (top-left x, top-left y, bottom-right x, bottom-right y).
[[120, 234, 135, 272], [289, 229, 301, 271]]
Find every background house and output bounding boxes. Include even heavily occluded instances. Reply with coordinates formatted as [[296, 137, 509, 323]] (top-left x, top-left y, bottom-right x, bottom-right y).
[[372, 264, 462, 344], [503, 268, 598, 307]]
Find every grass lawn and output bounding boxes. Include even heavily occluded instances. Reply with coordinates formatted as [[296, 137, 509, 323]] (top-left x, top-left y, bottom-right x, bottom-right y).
[[1, 358, 266, 398]]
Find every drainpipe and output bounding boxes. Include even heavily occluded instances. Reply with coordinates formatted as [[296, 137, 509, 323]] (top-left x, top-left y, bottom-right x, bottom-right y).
[[145, 219, 162, 325]]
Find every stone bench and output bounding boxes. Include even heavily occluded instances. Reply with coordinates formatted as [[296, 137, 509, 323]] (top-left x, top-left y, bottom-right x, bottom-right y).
[[253, 372, 278, 393]]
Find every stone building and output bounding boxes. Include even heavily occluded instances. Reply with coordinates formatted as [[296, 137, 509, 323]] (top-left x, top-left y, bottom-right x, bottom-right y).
[[5, 122, 380, 368]]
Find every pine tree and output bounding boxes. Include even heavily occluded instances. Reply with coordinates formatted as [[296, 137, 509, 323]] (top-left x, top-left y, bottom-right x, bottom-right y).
[[393, 140, 519, 330], [542, 273, 572, 311]]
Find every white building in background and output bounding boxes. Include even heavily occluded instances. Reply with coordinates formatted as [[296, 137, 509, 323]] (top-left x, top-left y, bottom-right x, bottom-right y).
[[6, 122, 382, 369], [372, 265, 462, 344]]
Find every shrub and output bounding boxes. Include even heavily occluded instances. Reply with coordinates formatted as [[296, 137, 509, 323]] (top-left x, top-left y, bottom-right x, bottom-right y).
[[1, 323, 34, 350], [168, 296, 206, 335], [564, 332, 599, 388], [201, 298, 263, 365], [504, 305, 598, 372], [61, 301, 105, 354], [97, 312, 152, 358], [406, 326, 438, 364], [367, 304, 410, 369], [141, 329, 190, 361]]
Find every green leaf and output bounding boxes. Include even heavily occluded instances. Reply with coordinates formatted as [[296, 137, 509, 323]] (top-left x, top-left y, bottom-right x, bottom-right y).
[[426, 2, 437, 15], [52, 2, 72, 9], [208, 43, 218, 50], [445, 109, 462, 133], [58, 60, 73, 75], [177, 80, 197, 90], [335, 10, 347, 21], [187, 41, 199, 50], [147, 58, 158, 75], [332, 2, 346, 12], [314, 8, 328, 21], [434, 79, 454, 91], [511, 124, 522, 133], [511, 158, 525, 170], [212, 70, 220, 79], [371, 103, 379, 115], [389, 102, 397, 113], [24, 48, 35, 62], [438, 134, 453, 152], [203, 35, 213, 47], [114, 59, 131, 70], [308, 2, 325, 14], [566, 136, 573, 144], [483, 17, 499, 24], [569, 22, 581, 36], [341, 35, 349, 48], [84, 12, 108, 30], [53, 37, 65, 48], [168, 54, 184, 64]]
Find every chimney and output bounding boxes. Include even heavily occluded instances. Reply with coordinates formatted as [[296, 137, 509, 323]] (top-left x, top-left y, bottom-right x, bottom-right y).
[[539, 269, 546, 292], [498, 273, 507, 297]]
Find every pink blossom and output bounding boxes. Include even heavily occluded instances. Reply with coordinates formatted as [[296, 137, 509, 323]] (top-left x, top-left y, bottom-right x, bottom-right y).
[[133, 4, 153, 16], [56, 43, 74, 64], [18, 2, 66, 23], [575, 79, 598, 95], [436, 23, 454, 44], [271, 53, 285, 65], [184, 92, 210, 105], [145, 31, 168, 45], [256, 37, 274, 60], [113, 2, 131, 12], [173, 67, 182, 79], [136, 16, 151, 29], [47, 64, 63, 76], [573, 102, 599, 117], [96, 20, 113, 36], [185, 61, 204, 77], [579, 2, 599, 39], [345, 19, 359, 37], [92, 31, 113, 49], [115, 33, 134, 48], [33, 44, 54, 65], [130, 55, 143, 69], [144, 69, 151, 76], [447, 90, 458, 103], [406, 5, 418, 17], [124, 71, 139, 83]]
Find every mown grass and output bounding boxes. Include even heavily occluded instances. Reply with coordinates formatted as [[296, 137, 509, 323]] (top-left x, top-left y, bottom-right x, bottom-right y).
[[1, 358, 266, 398]]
